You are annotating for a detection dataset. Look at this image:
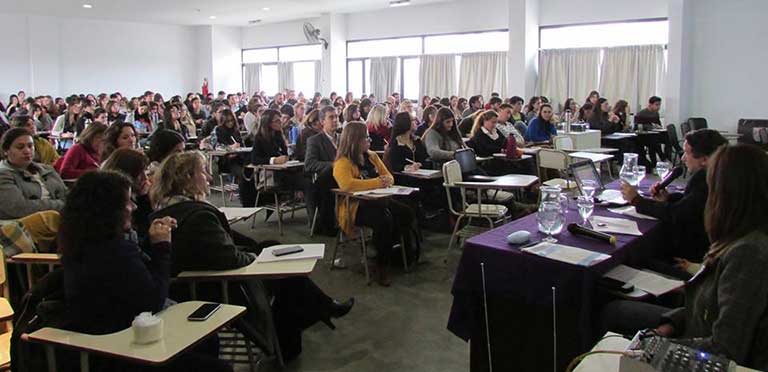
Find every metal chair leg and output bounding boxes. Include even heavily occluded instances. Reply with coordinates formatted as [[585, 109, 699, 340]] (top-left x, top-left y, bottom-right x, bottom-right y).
[[360, 228, 371, 285], [400, 237, 410, 272], [274, 193, 283, 236], [448, 215, 464, 250], [309, 206, 318, 237]]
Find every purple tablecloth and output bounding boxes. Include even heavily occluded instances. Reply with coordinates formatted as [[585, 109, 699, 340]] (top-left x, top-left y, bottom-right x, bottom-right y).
[[447, 179, 669, 370]]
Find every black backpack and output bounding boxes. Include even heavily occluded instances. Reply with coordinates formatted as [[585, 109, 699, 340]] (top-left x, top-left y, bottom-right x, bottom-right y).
[[10, 268, 74, 372]]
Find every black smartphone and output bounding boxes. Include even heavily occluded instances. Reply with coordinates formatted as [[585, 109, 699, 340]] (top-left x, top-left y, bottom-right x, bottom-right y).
[[187, 303, 221, 321], [272, 245, 304, 257]]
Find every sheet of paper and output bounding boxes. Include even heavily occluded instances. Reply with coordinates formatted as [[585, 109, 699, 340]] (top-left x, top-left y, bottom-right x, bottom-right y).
[[596, 190, 627, 205], [590, 216, 643, 236], [404, 169, 440, 177], [285, 160, 300, 165], [608, 206, 658, 220], [219, 207, 261, 222], [256, 244, 325, 263], [604, 265, 684, 297], [522, 243, 611, 267], [353, 186, 416, 196]]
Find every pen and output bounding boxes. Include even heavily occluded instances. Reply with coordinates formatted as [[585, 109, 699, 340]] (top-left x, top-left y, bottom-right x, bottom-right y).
[[405, 158, 416, 164]]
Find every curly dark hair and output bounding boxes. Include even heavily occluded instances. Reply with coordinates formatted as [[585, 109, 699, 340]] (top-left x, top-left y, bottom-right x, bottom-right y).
[[146, 129, 184, 163], [58, 171, 132, 260]]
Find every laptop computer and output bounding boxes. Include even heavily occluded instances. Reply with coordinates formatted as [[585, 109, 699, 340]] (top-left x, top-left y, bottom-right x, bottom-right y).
[[569, 160, 624, 203]]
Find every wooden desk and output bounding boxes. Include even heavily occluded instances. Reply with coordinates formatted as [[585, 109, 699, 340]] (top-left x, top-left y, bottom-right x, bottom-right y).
[[218, 207, 263, 223], [256, 161, 303, 171], [6, 253, 62, 288], [569, 151, 614, 164], [602, 133, 637, 140], [209, 147, 252, 157], [455, 174, 539, 190], [492, 153, 534, 162], [333, 186, 419, 201], [177, 244, 320, 282], [28, 301, 245, 372]]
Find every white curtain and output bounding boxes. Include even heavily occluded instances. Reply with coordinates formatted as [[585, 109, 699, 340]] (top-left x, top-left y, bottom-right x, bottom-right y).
[[370, 57, 399, 101], [458, 51, 507, 98], [278, 62, 294, 91], [567, 48, 601, 105], [636, 45, 665, 112], [599, 46, 639, 109], [419, 54, 456, 98], [313, 60, 322, 95], [539, 49, 569, 112], [243, 63, 261, 96]]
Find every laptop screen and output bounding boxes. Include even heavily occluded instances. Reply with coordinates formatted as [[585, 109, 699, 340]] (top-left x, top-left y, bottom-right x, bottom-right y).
[[570, 160, 604, 192]]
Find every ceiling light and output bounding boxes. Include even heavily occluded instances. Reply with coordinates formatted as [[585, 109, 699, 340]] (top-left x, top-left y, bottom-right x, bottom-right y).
[[262, 7, 270, 11], [389, 0, 410, 7], [82, 3, 93, 8], [209, 15, 217, 19]]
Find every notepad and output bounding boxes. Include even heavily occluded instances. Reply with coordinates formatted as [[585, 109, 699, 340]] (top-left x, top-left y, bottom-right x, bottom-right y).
[[608, 206, 658, 220], [403, 169, 440, 177], [522, 243, 610, 267], [353, 186, 417, 196], [604, 265, 684, 296], [596, 190, 626, 205], [256, 244, 325, 263], [590, 216, 643, 236]]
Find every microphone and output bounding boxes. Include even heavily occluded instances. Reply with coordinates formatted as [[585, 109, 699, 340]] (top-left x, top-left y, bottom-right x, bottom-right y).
[[567, 223, 616, 245], [654, 166, 684, 195]]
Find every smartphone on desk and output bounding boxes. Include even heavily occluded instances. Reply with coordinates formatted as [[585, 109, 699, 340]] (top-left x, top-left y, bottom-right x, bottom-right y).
[[187, 303, 221, 321], [272, 245, 304, 257]]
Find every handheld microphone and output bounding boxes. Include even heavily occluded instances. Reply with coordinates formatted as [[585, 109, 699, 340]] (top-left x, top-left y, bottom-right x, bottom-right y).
[[567, 223, 616, 245], [653, 166, 684, 195]]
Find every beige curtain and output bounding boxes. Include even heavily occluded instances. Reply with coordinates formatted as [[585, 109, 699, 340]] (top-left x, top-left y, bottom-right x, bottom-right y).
[[370, 57, 399, 101], [419, 54, 456, 98], [458, 51, 507, 98], [243, 63, 261, 96]]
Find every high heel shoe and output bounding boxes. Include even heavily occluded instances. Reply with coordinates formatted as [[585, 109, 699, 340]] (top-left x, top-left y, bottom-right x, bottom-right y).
[[322, 298, 355, 330]]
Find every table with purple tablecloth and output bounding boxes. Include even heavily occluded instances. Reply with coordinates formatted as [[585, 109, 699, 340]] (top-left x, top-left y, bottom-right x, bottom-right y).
[[447, 179, 671, 371]]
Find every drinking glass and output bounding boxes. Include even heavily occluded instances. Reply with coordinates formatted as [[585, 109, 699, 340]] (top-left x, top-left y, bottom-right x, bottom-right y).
[[655, 161, 671, 180], [538, 201, 564, 243], [634, 165, 646, 188], [576, 196, 594, 227], [581, 179, 598, 198], [619, 153, 639, 186]]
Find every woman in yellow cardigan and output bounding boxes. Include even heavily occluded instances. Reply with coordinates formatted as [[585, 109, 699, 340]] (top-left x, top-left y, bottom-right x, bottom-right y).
[[333, 121, 415, 286]]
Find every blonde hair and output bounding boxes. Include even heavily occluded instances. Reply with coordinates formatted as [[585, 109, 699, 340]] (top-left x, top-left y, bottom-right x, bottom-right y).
[[469, 110, 499, 138], [366, 105, 388, 130], [149, 151, 208, 208], [336, 121, 368, 166]]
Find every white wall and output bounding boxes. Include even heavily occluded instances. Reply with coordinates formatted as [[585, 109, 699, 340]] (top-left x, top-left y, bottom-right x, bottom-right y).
[[539, 0, 667, 26], [211, 26, 243, 94], [242, 18, 322, 49], [346, 0, 508, 40], [0, 15, 200, 101], [685, 0, 767, 131]]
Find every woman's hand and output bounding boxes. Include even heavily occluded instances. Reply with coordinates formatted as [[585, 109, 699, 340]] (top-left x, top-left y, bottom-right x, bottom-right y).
[[654, 323, 675, 337], [673, 257, 692, 272], [274, 155, 288, 164], [620, 182, 639, 202], [149, 217, 177, 244], [405, 162, 421, 172], [380, 175, 393, 188]]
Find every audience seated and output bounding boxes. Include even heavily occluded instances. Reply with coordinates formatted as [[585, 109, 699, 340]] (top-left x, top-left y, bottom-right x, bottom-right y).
[[333, 122, 416, 286], [157, 103, 189, 140], [101, 121, 139, 161], [385, 112, 429, 173], [415, 105, 437, 138], [621, 129, 728, 278], [304, 106, 340, 235], [149, 151, 353, 361], [146, 129, 185, 176], [295, 109, 321, 162], [279, 104, 300, 147], [523, 96, 541, 123], [102, 148, 153, 242], [54, 121, 107, 179], [365, 105, 390, 151], [462, 95, 483, 118], [634, 96, 663, 130], [60, 170, 230, 372], [495, 104, 526, 147], [0, 128, 67, 219], [12, 114, 59, 165], [603, 145, 768, 371], [525, 103, 557, 143], [468, 110, 505, 157], [588, 97, 623, 134], [423, 107, 465, 166]]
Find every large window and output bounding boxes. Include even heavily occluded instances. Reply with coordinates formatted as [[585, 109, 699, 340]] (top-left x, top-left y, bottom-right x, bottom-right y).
[[346, 30, 507, 100], [241, 44, 322, 96], [540, 20, 668, 49]]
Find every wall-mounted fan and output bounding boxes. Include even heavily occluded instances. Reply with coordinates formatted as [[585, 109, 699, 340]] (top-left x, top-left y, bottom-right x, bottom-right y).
[[303, 22, 328, 49]]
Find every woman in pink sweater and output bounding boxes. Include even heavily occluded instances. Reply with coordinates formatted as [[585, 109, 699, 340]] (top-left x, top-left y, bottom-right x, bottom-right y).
[[54, 121, 107, 179]]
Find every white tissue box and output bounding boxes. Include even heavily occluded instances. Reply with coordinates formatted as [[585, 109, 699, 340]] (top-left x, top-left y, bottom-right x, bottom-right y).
[[132, 312, 163, 344]]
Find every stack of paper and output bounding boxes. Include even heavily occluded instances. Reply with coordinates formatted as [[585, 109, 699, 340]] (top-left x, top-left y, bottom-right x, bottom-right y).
[[590, 216, 642, 236], [256, 244, 325, 263], [522, 243, 610, 267], [403, 169, 440, 177], [604, 265, 684, 296], [608, 206, 658, 220]]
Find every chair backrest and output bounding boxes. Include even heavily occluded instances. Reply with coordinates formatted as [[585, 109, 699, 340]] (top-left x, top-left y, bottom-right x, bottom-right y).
[[453, 148, 478, 174], [537, 149, 569, 171], [680, 121, 692, 136], [688, 117, 708, 131], [666, 124, 682, 149], [553, 135, 573, 150], [442, 160, 463, 186]]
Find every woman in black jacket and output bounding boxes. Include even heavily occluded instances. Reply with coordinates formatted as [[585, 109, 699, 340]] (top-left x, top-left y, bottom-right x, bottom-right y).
[[149, 152, 354, 362], [250, 109, 304, 193], [102, 148, 152, 243], [588, 97, 623, 134], [468, 110, 505, 157], [60, 171, 229, 371], [385, 112, 428, 173]]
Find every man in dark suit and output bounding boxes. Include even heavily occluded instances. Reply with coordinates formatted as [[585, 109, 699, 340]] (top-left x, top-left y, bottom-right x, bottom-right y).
[[620, 129, 727, 278], [304, 106, 339, 236]]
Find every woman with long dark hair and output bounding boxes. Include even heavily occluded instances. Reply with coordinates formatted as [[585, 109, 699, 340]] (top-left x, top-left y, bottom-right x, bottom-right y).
[[588, 97, 622, 134], [158, 103, 189, 140], [602, 145, 768, 371], [524, 103, 557, 143], [101, 122, 139, 161], [612, 99, 630, 130], [422, 107, 465, 165], [385, 112, 428, 173]]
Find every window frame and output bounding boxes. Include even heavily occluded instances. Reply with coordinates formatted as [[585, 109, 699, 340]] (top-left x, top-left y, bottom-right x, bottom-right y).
[[241, 43, 323, 93], [538, 18, 669, 50]]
